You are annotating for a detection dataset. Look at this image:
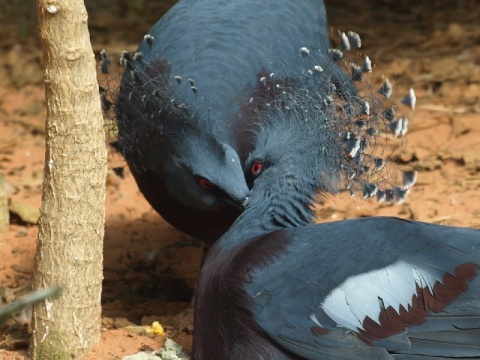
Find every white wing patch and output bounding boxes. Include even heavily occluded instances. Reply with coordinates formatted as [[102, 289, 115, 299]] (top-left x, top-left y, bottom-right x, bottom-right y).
[[317, 260, 441, 332]]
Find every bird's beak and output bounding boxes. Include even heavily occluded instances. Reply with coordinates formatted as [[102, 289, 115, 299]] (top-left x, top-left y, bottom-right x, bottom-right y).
[[224, 191, 249, 210], [240, 195, 249, 210], [228, 194, 249, 210], [225, 181, 250, 210]]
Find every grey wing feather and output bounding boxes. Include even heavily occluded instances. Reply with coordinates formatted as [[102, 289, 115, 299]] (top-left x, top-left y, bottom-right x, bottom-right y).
[[247, 218, 480, 358]]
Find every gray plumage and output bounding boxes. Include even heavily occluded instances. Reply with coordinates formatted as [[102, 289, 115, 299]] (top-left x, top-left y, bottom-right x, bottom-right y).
[[193, 86, 479, 359], [110, 0, 415, 243], [111, 0, 334, 242]]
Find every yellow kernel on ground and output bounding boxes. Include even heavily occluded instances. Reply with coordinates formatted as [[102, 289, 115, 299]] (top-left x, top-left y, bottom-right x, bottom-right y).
[[147, 321, 165, 336]]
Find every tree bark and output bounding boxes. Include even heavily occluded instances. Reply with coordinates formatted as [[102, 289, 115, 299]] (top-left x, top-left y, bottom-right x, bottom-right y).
[[31, 0, 106, 358]]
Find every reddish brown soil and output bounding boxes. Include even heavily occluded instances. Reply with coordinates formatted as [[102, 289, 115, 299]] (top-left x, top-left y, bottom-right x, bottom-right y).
[[0, 1, 479, 359]]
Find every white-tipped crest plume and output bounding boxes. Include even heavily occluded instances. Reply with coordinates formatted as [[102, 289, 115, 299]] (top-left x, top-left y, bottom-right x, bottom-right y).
[[332, 31, 417, 205], [246, 30, 417, 212]]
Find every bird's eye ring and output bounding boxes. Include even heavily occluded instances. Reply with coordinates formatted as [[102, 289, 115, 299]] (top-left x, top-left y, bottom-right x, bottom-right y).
[[196, 176, 214, 191], [251, 161, 263, 177]]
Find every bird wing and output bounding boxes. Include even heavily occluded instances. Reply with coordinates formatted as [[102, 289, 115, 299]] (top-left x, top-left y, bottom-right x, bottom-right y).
[[245, 217, 480, 359]]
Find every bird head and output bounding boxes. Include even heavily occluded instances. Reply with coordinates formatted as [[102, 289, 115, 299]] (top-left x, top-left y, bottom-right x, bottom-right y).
[[114, 57, 250, 212], [165, 130, 250, 211], [244, 64, 416, 209], [244, 90, 343, 204]]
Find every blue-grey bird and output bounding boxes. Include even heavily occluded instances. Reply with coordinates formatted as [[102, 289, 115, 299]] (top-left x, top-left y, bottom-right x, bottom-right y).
[[109, 0, 413, 243], [193, 81, 479, 359]]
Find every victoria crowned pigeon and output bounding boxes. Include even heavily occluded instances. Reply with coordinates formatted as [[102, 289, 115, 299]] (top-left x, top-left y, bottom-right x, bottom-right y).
[[110, 0, 410, 243], [193, 78, 479, 359]]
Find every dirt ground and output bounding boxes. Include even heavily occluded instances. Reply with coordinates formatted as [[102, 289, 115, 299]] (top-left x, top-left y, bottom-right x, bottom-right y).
[[0, 1, 479, 359]]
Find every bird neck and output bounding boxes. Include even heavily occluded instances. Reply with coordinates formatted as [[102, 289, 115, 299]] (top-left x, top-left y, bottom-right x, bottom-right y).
[[217, 181, 315, 251]]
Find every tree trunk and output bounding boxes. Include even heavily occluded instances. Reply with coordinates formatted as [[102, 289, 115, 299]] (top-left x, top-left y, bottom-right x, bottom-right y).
[[31, 0, 106, 358]]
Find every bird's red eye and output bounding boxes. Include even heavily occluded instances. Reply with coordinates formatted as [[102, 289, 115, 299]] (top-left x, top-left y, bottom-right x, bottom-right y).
[[251, 161, 262, 176], [197, 177, 214, 191]]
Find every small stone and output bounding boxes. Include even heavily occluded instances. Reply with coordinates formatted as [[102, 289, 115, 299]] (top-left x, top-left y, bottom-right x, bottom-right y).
[[113, 317, 136, 329], [123, 352, 162, 360], [445, 23, 464, 45], [463, 83, 480, 105], [160, 338, 188, 360], [8, 199, 40, 225]]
